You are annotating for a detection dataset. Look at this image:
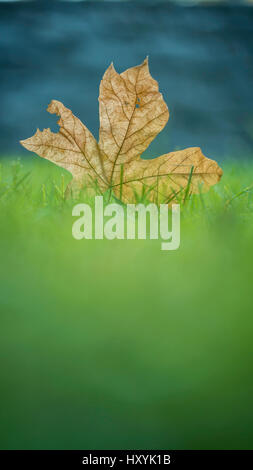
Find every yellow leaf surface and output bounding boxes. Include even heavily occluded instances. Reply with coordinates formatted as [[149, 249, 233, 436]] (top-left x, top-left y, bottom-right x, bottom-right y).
[[20, 100, 108, 194], [113, 147, 223, 203]]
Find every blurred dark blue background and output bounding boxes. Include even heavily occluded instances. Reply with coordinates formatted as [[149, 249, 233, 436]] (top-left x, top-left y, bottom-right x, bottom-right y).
[[1, 1, 253, 161]]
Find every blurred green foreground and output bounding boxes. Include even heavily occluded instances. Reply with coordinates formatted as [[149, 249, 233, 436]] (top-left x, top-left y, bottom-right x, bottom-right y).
[[0, 157, 253, 450]]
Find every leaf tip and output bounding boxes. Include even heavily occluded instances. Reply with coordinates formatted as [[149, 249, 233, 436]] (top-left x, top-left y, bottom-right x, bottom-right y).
[[218, 166, 223, 178], [140, 56, 149, 72], [19, 137, 30, 150], [109, 62, 116, 73], [47, 100, 57, 114]]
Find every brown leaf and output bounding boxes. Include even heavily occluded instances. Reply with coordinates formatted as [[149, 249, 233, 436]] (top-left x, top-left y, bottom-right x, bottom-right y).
[[20, 100, 108, 194], [99, 58, 169, 186], [20, 60, 222, 203], [112, 147, 223, 203]]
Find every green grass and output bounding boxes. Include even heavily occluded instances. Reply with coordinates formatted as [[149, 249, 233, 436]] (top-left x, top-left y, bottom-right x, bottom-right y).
[[1, 155, 253, 450]]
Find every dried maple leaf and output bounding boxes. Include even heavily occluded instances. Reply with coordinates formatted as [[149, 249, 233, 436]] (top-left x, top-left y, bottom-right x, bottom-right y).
[[20, 100, 108, 196], [20, 58, 222, 203]]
